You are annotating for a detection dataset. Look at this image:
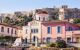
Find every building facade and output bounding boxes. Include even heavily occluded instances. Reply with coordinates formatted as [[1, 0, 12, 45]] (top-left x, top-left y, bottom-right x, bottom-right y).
[[0, 23, 18, 37], [19, 20, 80, 44], [15, 10, 80, 44]]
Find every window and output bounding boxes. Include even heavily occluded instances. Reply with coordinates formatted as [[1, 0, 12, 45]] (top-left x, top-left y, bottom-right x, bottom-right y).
[[7, 28, 9, 33], [31, 29, 38, 33], [1, 27, 4, 32], [57, 26, 61, 33], [47, 27, 51, 34], [46, 37, 51, 43], [35, 29, 38, 33], [34, 29, 36, 33], [65, 14, 68, 19], [67, 37, 71, 43], [39, 17, 40, 20], [78, 27, 80, 30], [43, 17, 45, 21], [68, 27, 73, 31], [11, 29, 13, 34], [31, 29, 34, 33], [26, 29, 27, 34], [15, 30, 16, 35]]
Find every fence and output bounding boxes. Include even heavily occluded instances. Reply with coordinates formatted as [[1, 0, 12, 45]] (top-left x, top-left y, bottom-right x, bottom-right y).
[[0, 47, 75, 50], [29, 47, 74, 50]]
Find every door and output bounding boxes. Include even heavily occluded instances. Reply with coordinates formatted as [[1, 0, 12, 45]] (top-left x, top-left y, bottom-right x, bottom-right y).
[[76, 37, 80, 43], [33, 36, 38, 43], [67, 37, 71, 43]]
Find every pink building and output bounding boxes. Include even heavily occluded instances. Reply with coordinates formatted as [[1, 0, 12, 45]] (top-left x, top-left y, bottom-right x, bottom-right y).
[[0, 23, 18, 37], [41, 21, 80, 43], [21, 20, 80, 44]]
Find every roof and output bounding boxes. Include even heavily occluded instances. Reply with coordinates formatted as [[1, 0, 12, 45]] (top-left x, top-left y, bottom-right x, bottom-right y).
[[36, 13, 49, 17], [41, 20, 67, 23], [0, 23, 22, 29], [36, 11, 48, 14], [41, 20, 80, 27]]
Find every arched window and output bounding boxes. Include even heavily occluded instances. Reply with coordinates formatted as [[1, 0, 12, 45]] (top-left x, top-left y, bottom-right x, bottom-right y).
[[11, 29, 13, 34], [1, 27, 4, 32], [7, 28, 9, 33]]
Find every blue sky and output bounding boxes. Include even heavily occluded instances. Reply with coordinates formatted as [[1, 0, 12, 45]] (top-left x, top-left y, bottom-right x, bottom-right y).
[[0, 0, 80, 13]]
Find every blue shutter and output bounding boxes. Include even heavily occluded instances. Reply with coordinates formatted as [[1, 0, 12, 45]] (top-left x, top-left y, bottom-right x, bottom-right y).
[[68, 27, 73, 31], [47, 27, 51, 34], [57, 26, 61, 33]]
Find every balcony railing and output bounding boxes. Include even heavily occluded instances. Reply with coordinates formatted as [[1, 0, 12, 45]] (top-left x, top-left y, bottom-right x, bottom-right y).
[[66, 30, 80, 35]]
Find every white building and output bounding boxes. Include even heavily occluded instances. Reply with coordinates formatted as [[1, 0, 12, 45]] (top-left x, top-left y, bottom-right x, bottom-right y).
[[34, 11, 50, 21]]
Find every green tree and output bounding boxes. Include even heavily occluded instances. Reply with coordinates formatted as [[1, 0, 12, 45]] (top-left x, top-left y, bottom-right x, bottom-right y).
[[10, 19, 15, 25], [3, 16, 33, 26], [73, 18, 80, 23], [20, 16, 33, 26], [3, 17, 11, 24], [17, 16, 23, 19], [49, 12, 59, 21]]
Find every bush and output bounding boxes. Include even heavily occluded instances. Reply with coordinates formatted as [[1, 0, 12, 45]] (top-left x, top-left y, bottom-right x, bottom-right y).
[[47, 43, 56, 47], [73, 18, 80, 23], [56, 40, 67, 48], [0, 42, 8, 46]]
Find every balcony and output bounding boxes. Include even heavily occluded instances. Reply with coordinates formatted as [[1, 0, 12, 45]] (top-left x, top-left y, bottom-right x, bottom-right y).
[[66, 30, 80, 35], [73, 30, 80, 35]]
